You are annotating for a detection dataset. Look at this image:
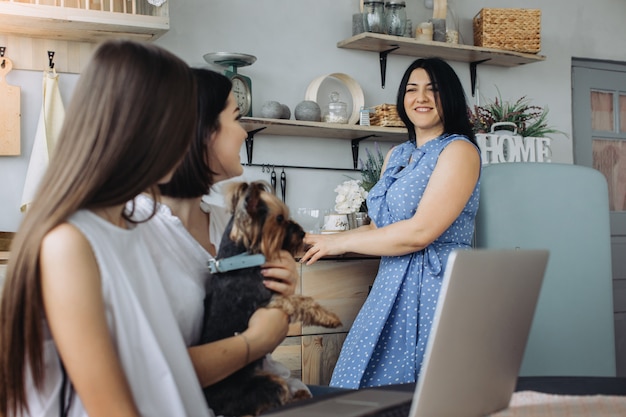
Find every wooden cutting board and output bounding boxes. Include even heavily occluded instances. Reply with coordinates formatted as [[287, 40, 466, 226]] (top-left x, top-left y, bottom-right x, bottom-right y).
[[0, 57, 21, 156]]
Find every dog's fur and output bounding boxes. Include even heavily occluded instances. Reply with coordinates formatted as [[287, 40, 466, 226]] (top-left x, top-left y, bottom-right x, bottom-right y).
[[200, 181, 342, 417]]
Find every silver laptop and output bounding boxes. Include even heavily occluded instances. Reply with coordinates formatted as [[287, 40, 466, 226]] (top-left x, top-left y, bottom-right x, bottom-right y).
[[266, 249, 549, 417]]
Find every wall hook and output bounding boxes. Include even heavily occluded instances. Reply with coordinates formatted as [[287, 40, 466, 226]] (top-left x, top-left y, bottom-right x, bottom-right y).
[[47, 50, 55, 69]]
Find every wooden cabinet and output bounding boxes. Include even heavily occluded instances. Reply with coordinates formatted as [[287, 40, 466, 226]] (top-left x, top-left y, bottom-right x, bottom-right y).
[[0, 1, 168, 42], [0, 0, 169, 73], [273, 257, 379, 385]]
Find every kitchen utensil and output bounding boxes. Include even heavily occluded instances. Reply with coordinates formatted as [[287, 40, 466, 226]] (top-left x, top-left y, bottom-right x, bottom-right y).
[[280, 169, 286, 203], [0, 55, 21, 155], [271, 166, 277, 194]]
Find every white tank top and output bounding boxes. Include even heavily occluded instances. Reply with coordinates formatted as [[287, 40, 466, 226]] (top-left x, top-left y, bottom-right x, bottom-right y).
[[22, 209, 213, 417]]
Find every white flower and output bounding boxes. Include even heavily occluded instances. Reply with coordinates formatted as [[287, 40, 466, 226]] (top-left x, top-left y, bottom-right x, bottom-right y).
[[334, 179, 368, 214]]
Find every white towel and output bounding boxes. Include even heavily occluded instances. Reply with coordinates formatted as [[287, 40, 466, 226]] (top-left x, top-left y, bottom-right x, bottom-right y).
[[20, 69, 65, 212]]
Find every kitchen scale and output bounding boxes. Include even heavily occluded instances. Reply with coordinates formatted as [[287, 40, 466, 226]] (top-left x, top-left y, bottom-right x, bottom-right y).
[[203, 52, 256, 117]]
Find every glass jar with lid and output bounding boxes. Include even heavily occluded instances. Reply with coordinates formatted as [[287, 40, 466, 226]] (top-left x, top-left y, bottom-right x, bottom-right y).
[[384, 0, 407, 36], [362, 1, 385, 34], [323, 91, 349, 124]]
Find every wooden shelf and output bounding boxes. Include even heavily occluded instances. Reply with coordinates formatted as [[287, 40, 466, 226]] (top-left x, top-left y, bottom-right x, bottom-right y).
[[241, 117, 406, 142], [337, 32, 546, 92], [240, 117, 407, 169], [0, 2, 169, 72], [338, 32, 546, 66], [0, 2, 169, 43]]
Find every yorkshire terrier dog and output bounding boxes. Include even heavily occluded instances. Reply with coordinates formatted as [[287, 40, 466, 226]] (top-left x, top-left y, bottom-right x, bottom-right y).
[[200, 181, 342, 417]]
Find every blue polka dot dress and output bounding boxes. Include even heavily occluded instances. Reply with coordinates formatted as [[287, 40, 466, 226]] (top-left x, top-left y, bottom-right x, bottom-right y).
[[329, 135, 481, 389]]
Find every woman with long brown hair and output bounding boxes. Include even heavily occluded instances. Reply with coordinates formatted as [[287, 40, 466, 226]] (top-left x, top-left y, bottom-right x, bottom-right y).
[[0, 40, 211, 416]]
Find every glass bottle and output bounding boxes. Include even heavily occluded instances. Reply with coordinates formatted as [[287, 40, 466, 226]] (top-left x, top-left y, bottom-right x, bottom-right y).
[[362, 1, 385, 34], [384, 0, 407, 36], [324, 91, 348, 124]]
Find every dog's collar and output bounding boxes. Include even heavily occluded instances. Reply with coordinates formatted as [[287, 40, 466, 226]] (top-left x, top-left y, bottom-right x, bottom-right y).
[[207, 253, 266, 274]]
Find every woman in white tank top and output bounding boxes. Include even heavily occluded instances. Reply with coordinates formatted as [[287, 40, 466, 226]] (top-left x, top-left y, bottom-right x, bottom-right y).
[[0, 40, 212, 417]]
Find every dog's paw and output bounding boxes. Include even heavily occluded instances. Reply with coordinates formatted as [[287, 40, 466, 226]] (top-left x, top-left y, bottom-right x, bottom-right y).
[[312, 310, 342, 329], [291, 389, 313, 402], [301, 303, 342, 328], [269, 295, 343, 329]]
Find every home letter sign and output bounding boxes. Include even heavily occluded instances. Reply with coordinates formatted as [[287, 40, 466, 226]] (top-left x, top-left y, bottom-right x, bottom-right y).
[[476, 133, 551, 165]]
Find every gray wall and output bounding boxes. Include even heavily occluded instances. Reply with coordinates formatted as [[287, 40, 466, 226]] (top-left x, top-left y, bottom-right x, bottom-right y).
[[1, 0, 625, 231]]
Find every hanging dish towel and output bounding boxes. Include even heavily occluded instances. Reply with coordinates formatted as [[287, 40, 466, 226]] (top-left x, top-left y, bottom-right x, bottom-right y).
[[20, 69, 65, 212]]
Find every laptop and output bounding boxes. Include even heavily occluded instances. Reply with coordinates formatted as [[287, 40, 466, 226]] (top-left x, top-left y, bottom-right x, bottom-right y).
[[266, 249, 549, 417]]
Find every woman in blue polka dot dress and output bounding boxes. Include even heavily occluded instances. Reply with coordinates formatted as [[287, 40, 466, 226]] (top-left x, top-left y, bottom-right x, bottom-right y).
[[301, 57, 481, 389]]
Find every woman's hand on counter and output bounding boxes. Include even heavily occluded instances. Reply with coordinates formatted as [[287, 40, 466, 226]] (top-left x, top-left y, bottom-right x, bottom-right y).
[[301, 233, 346, 265]]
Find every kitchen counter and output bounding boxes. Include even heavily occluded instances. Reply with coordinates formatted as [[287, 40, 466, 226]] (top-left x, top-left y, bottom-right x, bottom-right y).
[[273, 256, 380, 385], [295, 252, 379, 261]]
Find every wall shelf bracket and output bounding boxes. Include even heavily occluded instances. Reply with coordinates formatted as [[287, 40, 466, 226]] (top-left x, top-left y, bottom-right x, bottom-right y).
[[379, 46, 400, 89], [245, 127, 267, 164], [351, 135, 377, 169], [469, 58, 491, 97]]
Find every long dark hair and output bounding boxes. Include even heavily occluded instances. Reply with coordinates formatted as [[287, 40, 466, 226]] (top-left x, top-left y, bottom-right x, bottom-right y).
[[159, 69, 233, 198], [0, 39, 197, 416], [396, 57, 476, 145]]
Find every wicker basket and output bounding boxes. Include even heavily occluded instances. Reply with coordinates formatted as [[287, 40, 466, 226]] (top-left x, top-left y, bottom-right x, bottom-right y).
[[370, 104, 405, 128], [473, 8, 541, 54]]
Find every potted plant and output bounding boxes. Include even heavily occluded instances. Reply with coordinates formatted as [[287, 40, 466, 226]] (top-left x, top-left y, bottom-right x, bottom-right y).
[[469, 91, 562, 137], [333, 179, 368, 214], [359, 142, 386, 193], [469, 92, 564, 164], [330, 143, 385, 229]]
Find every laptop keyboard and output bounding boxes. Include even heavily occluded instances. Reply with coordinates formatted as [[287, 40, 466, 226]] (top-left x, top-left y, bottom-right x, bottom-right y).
[[368, 401, 412, 417]]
